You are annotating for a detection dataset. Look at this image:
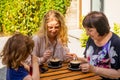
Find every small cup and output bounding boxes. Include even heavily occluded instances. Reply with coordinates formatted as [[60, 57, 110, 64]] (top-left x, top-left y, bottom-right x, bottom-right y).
[[70, 60, 81, 69], [49, 58, 61, 66]]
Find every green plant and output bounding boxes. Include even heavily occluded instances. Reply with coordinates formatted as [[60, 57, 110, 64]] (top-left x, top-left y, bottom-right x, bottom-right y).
[[113, 23, 120, 37], [79, 15, 88, 47], [79, 29, 89, 47], [0, 0, 71, 36]]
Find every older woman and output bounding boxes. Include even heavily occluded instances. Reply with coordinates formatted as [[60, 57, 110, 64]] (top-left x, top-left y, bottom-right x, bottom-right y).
[[79, 11, 120, 80]]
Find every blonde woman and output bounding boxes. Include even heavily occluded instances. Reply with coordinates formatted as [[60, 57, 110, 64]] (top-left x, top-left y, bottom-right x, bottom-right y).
[[32, 10, 75, 65]]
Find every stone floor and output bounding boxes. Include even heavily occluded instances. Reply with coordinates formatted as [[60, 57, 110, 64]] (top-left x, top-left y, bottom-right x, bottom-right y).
[[0, 67, 6, 80]]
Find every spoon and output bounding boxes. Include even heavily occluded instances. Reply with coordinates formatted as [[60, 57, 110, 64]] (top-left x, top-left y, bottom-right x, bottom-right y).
[[73, 56, 78, 61]]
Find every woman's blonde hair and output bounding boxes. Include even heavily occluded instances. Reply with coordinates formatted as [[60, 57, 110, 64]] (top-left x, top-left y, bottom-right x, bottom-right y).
[[1, 33, 34, 69], [37, 10, 68, 48]]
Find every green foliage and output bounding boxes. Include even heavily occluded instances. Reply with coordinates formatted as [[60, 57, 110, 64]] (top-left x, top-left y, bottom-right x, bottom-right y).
[[0, 0, 71, 36], [79, 16, 88, 47], [113, 23, 120, 37], [79, 29, 89, 47]]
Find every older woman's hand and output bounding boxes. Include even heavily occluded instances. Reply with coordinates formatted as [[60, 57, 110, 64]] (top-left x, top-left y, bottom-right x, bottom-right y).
[[80, 63, 95, 73]]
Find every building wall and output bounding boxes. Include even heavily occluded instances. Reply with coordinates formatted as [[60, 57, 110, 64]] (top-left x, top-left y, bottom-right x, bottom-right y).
[[65, 0, 78, 29], [82, 0, 91, 16], [66, 0, 120, 29], [82, 0, 120, 27], [104, 0, 120, 27]]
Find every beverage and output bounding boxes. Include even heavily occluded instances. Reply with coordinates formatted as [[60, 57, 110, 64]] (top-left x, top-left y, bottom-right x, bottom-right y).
[[70, 60, 81, 68], [49, 58, 60, 66]]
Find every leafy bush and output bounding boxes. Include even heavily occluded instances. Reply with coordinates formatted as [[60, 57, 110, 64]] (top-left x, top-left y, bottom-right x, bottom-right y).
[[79, 29, 88, 47], [79, 16, 88, 47], [113, 23, 120, 37], [0, 0, 71, 36]]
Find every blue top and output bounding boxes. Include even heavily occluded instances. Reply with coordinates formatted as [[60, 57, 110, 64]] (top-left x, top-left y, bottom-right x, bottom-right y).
[[6, 66, 29, 80], [84, 33, 120, 80]]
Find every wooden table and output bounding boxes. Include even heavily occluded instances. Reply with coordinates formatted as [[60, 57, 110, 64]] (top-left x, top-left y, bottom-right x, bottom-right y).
[[40, 62, 102, 80]]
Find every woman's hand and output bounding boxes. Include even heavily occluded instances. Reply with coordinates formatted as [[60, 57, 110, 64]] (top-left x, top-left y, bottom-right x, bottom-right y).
[[65, 53, 77, 62], [43, 49, 52, 61], [80, 63, 94, 73]]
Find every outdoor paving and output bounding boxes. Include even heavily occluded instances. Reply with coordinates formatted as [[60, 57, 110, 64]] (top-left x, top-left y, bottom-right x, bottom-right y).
[[0, 67, 6, 80]]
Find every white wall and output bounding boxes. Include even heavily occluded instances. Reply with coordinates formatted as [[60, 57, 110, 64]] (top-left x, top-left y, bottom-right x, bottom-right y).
[[82, 0, 91, 16], [104, 0, 120, 27], [65, 0, 78, 29], [82, 0, 120, 28]]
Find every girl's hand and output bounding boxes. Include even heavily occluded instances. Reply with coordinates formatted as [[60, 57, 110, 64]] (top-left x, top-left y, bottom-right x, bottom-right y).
[[32, 54, 39, 63]]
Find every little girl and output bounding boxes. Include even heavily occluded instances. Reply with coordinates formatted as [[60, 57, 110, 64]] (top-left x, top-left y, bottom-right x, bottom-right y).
[[1, 33, 40, 80]]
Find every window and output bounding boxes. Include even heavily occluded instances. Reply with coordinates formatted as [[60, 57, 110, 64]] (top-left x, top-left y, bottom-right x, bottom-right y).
[[91, 0, 104, 12]]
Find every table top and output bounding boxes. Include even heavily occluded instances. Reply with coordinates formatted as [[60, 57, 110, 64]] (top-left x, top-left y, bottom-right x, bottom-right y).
[[40, 62, 102, 80]]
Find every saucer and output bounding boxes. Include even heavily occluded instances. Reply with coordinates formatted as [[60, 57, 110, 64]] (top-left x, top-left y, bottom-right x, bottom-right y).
[[47, 63, 62, 69], [40, 67, 48, 73], [68, 67, 81, 71], [68, 65, 81, 71]]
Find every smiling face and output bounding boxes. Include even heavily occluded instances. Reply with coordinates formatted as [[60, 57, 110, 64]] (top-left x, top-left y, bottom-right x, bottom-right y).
[[47, 18, 60, 39], [85, 27, 99, 41]]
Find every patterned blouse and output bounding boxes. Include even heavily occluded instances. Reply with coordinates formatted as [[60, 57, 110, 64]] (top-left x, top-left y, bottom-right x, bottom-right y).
[[84, 33, 120, 80]]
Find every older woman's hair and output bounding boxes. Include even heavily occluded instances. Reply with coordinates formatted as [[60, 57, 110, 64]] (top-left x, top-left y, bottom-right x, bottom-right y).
[[38, 10, 68, 47], [82, 11, 110, 36], [1, 33, 34, 69]]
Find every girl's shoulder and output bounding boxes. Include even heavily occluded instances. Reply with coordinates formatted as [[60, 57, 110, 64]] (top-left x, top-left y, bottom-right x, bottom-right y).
[[7, 66, 28, 80]]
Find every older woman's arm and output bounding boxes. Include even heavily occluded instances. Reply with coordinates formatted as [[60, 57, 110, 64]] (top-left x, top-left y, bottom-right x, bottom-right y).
[[80, 63, 120, 79], [92, 66, 120, 79]]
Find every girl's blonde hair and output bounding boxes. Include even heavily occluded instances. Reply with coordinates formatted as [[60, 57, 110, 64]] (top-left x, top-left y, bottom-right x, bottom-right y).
[[1, 33, 34, 69], [37, 10, 68, 48]]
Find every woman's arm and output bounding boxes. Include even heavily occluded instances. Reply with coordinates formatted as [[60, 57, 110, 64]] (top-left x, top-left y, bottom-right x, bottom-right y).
[[93, 66, 120, 79], [80, 63, 120, 79]]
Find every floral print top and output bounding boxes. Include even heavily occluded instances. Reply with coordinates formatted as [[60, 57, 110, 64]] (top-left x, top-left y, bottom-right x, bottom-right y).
[[84, 33, 120, 70]]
